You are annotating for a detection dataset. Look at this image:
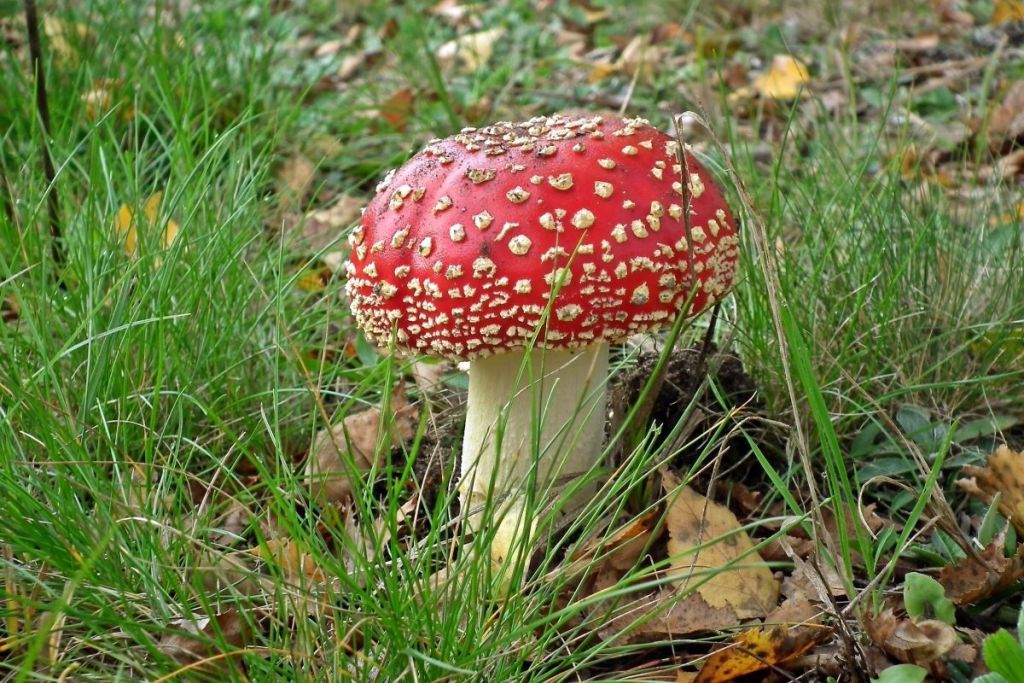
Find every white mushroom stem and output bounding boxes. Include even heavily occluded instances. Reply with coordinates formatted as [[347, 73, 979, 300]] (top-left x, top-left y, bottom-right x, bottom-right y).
[[459, 343, 609, 575]]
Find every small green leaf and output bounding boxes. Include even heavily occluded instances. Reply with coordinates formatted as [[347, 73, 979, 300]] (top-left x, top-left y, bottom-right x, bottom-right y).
[[1017, 601, 1024, 646], [972, 674, 1010, 683], [896, 404, 932, 437], [983, 629, 1024, 678], [953, 416, 1020, 444], [872, 664, 927, 683], [904, 572, 956, 624], [978, 495, 1005, 547]]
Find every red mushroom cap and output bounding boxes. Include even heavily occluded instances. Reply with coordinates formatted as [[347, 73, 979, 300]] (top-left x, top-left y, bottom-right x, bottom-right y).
[[345, 113, 739, 360]]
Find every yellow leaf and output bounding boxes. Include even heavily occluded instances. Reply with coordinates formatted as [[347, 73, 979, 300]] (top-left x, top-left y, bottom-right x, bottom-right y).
[[694, 598, 828, 683], [249, 538, 326, 584], [114, 203, 137, 254], [992, 0, 1024, 24], [296, 269, 328, 292], [752, 55, 810, 100], [435, 28, 505, 71], [663, 470, 778, 619], [142, 191, 163, 223], [113, 191, 179, 258], [42, 16, 91, 65]]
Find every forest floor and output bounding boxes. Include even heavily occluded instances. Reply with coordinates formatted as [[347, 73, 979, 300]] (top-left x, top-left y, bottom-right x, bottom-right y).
[[1, 1, 1023, 681]]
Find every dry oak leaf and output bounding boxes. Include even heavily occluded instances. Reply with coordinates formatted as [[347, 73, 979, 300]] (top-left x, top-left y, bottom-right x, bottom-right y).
[[865, 608, 958, 669], [664, 470, 779, 619], [938, 530, 1024, 606], [694, 595, 831, 683], [752, 55, 810, 100], [958, 445, 1024, 534], [114, 191, 179, 257], [305, 385, 420, 507]]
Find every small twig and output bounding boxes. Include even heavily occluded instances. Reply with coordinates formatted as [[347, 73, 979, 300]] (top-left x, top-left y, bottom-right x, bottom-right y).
[[24, 0, 65, 276]]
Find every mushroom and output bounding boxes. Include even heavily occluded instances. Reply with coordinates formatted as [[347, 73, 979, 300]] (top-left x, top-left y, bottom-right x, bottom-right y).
[[345, 114, 739, 574]]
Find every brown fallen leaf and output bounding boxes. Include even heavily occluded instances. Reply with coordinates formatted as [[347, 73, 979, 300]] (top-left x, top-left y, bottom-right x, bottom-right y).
[[958, 446, 1024, 534], [663, 470, 779, 620], [305, 385, 420, 507], [939, 530, 1024, 605], [298, 194, 363, 254], [694, 595, 831, 683], [158, 609, 251, 676], [932, 0, 975, 25], [114, 191, 179, 258], [1, 295, 19, 324], [595, 584, 749, 644], [249, 537, 327, 584], [378, 88, 415, 131], [410, 359, 452, 395], [997, 149, 1024, 179], [989, 81, 1024, 142], [277, 154, 316, 213], [865, 608, 957, 671], [561, 503, 665, 581]]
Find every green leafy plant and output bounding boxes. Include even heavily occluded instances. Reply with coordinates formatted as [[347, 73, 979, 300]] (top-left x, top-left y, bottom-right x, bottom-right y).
[[873, 664, 927, 683], [975, 602, 1024, 683], [904, 572, 956, 625]]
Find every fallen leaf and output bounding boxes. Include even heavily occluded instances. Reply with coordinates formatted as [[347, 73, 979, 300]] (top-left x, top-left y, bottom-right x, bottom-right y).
[[663, 470, 779, 619], [932, 0, 975, 25], [958, 446, 1024, 534], [158, 609, 251, 675], [305, 385, 420, 507], [378, 88, 415, 131], [694, 595, 831, 683], [991, 0, 1024, 24], [752, 55, 810, 100], [595, 584, 749, 644], [939, 531, 1024, 605], [997, 149, 1024, 178], [277, 154, 316, 212], [113, 191, 179, 257], [249, 538, 327, 584], [615, 34, 666, 84], [866, 609, 958, 670], [410, 359, 452, 395], [989, 81, 1024, 141], [314, 39, 345, 58], [2, 295, 19, 323], [435, 27, 505, 71], [561, 504, 665, 581], [42, 15, 91, 64], [299, 194, 363, 253], [296, 265, 332, 292]]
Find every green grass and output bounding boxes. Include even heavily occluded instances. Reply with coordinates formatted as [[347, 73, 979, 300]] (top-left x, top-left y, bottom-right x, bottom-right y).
[[1, 0, 1023, 680]]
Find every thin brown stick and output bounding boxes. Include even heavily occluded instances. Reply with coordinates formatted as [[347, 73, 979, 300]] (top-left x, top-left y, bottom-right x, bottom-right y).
[[24, 0, 65, 274]]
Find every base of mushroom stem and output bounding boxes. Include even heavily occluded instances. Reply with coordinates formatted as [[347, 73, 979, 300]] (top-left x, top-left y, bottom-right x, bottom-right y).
[[458, 344, 610, 580]]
